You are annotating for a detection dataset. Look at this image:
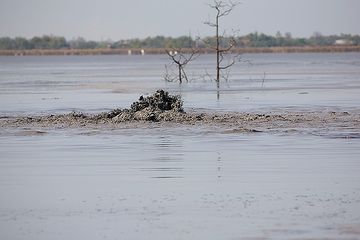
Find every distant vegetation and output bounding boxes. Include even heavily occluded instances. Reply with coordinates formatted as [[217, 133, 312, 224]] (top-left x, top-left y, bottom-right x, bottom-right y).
[[0, 33, 359, 50]]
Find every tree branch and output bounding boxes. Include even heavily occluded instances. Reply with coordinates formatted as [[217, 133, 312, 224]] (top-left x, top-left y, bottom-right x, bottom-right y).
[[164, 42, 200, 84]]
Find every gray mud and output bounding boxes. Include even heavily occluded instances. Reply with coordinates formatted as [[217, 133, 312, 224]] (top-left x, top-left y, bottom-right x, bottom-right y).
[[1, 90, 360, 136]]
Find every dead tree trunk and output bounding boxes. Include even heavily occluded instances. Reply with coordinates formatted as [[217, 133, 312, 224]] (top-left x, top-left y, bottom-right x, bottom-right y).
[[204, 0, 239, 98], [216, 9, 220, 82]]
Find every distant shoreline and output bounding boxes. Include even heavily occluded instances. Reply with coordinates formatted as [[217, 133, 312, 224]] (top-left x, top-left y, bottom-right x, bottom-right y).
[[1, 46, 360, 56]]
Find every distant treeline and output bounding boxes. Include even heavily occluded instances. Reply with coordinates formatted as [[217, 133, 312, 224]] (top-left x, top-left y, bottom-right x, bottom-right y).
[[1, 33, 359, 50]]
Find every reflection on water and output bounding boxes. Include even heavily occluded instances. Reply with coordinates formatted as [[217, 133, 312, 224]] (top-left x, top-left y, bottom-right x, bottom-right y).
[[139, 135, 185, 178], [0, 53, 360, 239], [1, 126, 360, 239], [0, 124, 360, 239]]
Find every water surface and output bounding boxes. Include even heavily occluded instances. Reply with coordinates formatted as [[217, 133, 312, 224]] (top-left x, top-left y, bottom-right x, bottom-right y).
[[1, 53, 359, 114], [0, 53, 360, 240]]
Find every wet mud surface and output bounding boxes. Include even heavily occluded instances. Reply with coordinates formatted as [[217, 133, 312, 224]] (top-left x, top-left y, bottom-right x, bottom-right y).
[[1, 90, 359, 137], [1, 108, 359, 138]]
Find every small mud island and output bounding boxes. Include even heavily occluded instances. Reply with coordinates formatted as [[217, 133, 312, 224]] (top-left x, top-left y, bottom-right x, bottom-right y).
[[1, 90, 360, 137]]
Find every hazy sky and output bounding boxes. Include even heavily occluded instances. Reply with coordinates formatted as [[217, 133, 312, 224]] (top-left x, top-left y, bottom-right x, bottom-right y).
[[1, 0, 359, 40]]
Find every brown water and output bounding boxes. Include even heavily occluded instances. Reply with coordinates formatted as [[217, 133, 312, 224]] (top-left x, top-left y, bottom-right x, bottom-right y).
[[0, 53, 360, 240]]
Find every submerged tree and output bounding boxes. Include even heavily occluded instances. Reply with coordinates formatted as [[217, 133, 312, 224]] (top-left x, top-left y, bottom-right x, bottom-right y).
[[204, 0, 240, 98], [164, 49, 198, 84], [164, 35, 199, 84]]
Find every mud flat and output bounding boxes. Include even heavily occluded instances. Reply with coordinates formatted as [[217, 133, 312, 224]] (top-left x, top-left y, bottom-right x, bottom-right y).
[[1, 90, 359, 137]]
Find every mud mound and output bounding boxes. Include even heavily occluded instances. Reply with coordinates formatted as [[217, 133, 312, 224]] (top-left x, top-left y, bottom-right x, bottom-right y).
[[131, 89, 183, 112], [1, 89, 359, 137], [111, 90, 184, 122]]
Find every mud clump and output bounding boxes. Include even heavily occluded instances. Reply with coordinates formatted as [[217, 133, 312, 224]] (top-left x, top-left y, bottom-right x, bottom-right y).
[[112, 89, 184, 122], [131, 89, 183, 112]]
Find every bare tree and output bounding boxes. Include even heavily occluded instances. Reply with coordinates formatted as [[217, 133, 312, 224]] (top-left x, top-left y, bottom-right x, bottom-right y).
[[164, 47, 199, 84], [204, 0, 240, 98]]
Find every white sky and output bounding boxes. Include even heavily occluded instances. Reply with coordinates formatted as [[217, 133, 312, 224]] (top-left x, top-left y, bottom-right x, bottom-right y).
[[1, 0, 359, 40]]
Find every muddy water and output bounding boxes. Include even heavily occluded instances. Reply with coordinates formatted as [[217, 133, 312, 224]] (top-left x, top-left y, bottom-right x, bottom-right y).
[[0, 53, 360, 240]]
